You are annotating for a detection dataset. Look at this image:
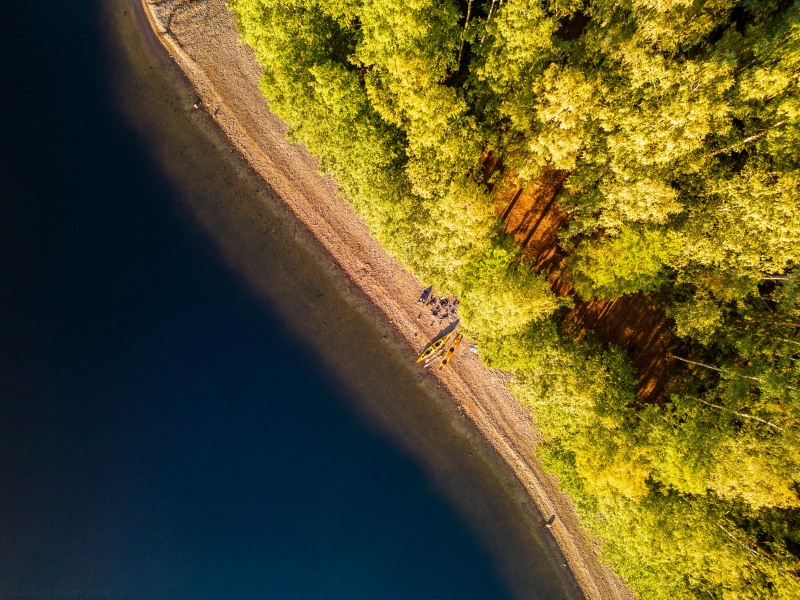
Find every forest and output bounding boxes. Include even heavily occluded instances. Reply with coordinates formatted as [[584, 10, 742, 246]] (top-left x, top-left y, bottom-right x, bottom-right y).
[[228, 0, 800, 596]]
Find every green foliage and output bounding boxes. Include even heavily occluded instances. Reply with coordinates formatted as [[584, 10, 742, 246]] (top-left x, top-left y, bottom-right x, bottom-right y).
[[568, 226, 681, 299], [598, 177, 684, 226], [592, 493, 800, 600], [572, 423, 653, 500], [230, 0, 800, 595], [459, 246, 563, 338], [482, 324, 636, 438], [668, 294, 724, 345]]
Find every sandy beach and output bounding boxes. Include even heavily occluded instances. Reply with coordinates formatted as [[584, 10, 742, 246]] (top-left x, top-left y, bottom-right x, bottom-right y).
[[127, 1, 635, 597]]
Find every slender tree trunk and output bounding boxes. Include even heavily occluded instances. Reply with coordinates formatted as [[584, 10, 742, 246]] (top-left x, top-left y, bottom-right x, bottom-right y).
[[487, 0, 498, 21], [709, 121, 788, 157], [670, 354, 725, 374], [673, 355, 798, 392], [696, 397, 784, 431], [669, 354, 766, 386], [480, 0, 499, 44], [456, 0, 474, 71], [736, 330, 800, 347], [715, 523, 765, 559]]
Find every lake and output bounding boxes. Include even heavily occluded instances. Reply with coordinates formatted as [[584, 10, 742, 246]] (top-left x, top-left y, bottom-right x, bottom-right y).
[[0, 1, 573, 598]]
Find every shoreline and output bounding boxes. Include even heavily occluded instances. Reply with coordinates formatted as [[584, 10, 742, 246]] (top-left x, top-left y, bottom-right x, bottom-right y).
[[127, 1, 633, 598]]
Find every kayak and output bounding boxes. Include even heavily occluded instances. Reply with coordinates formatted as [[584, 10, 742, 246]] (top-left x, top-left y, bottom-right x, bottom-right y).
[[416, 330, 455, 363], [437, 333, 464, 372]]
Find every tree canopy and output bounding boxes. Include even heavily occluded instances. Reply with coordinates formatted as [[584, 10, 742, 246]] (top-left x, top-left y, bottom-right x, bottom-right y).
[[230, 0, 800, 596]]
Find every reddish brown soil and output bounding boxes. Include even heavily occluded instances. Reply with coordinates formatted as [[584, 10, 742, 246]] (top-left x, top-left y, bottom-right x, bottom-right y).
[[496, 171, 675, 405]]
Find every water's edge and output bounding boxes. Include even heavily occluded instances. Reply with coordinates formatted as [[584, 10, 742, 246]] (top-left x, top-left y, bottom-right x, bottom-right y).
[[103, 1, 583, 598]]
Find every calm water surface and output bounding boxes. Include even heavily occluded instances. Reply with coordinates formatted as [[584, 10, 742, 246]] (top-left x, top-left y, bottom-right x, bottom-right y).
[[0, 1, 574, 598]]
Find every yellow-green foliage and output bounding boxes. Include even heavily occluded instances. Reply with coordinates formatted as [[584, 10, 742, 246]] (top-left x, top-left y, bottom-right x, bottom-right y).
[[230, 0, 800, 596], [459, 247, 563, 338], [568, 226, 682, 299]]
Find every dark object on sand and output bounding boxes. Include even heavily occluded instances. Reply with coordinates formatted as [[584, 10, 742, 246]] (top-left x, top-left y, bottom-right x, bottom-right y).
[[418, 285, 433, 304]]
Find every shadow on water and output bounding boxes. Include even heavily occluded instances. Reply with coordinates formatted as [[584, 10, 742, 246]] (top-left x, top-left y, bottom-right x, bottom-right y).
[[99, 1, 581, 598]]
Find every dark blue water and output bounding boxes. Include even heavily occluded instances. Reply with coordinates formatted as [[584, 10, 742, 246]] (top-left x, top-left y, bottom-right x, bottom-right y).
[[0, 1, 518, 598]]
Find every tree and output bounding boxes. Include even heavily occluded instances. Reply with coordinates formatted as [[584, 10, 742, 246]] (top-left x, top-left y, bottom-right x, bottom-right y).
[[567, 226, 681, 299], [459, 246, 562, 338], [230, 0, 800, 595]]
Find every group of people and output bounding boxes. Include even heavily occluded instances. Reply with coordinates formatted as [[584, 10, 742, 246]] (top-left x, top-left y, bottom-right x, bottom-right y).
[[418, 286, 459, 323], [431, 295, 458, 321]]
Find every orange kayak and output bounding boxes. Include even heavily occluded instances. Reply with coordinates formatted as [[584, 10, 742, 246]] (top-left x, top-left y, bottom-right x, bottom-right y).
[[437, 333, 464, 372]]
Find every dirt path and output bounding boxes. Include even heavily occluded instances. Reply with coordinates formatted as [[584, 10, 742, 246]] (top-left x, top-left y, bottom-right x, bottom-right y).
[[137, 1, 635, 598], [497, 175, 674, 405]]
